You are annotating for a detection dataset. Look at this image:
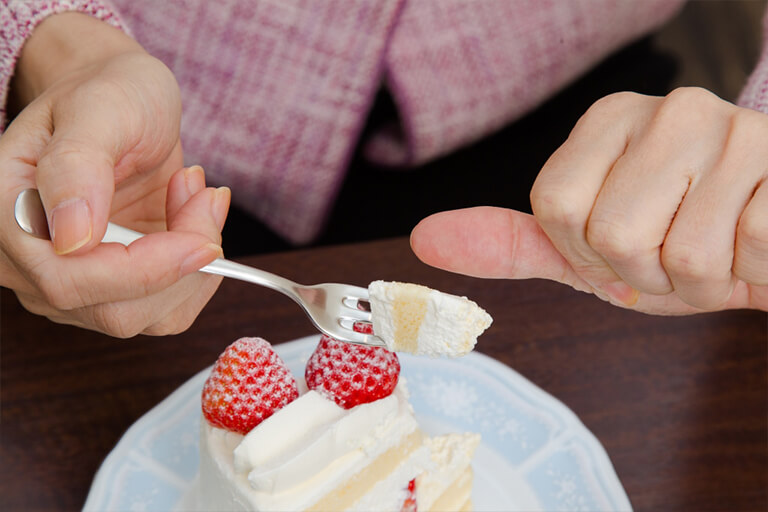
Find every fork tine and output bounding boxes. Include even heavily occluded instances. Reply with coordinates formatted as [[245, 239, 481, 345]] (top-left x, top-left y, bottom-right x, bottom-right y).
[[342, 296, 371, 311], [341, 330, 387, 348], [338, 317, 367, 331], [338, 307, 372, 322]]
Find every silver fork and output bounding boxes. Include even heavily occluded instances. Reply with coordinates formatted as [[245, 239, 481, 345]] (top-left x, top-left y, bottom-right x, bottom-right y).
[[14, 188, 384, 347]]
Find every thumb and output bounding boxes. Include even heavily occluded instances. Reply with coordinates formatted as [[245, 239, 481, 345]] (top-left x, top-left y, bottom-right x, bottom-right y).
[[36, 141, 114, 255], [35, 94, 141, 255], [410, 206, 590, 290]]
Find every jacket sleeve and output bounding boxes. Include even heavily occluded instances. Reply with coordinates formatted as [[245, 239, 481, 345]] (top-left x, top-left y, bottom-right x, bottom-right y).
[[0, 0, 129, 132], [738, 10, 768, 114]]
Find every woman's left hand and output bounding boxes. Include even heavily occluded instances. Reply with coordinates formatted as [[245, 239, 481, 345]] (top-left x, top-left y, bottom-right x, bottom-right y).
[[411, 88, 768, 314]]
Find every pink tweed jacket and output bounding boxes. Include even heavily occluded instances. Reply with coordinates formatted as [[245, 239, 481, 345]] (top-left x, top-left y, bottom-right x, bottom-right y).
[[2, 0, 767, 244]]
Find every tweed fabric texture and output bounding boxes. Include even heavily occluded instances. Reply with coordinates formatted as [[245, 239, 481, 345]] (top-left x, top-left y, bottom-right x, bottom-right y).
[[739, 9, 768, 114], [115, 0, 404, 244], [3, 1, 768, 243], [0, 0, 127, 130], [365, 0, 687, 166]]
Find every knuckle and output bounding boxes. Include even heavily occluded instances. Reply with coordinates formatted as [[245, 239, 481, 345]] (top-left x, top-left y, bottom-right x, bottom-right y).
[[144, 313, 195, 336], [30, 267, 82, 311], [38, 137, 109, 174], [570, 261, 613, 282], [90, 303, 145, 339], [738, 209, 768, 251], [572, 92, 642, 134], [733, 263, 768, 286], [586, 218, 638, 263], [729, 108, 767, 136], [70, 76, 135, 115], [40, 287, 69, 311], [135, 265, 157, 298], [724, 109, 768, 162], [530, 188, 587, 232], [661, 242, 715, 282], [684, 289, 732, 312], [584, 91, 640, 118], [122, 243, 170, 298], [663, 87, 718, 111], [652, 88, 720, 129]]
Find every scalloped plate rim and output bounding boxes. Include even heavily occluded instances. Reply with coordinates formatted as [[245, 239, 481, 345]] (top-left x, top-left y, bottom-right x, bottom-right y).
[[83, 335, 632, 512]]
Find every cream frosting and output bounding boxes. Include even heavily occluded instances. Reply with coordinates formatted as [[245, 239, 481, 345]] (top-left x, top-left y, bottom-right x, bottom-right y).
[[417, 433, 481, 510], [185, 344, 484, 511], [191, 379, 429, 511], [368, 280, 492, 357]]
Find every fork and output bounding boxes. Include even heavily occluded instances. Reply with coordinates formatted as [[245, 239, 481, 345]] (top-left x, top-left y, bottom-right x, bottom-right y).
[[13, 188, 384, 347]]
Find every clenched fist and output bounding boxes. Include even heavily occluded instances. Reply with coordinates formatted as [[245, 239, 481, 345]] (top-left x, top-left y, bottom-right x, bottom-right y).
[[411, 88, 768, 314]]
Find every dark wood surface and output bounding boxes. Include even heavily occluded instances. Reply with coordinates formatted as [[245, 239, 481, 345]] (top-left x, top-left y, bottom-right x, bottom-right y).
[[1, 237, 766, 511], [2, 3, 767, 511]]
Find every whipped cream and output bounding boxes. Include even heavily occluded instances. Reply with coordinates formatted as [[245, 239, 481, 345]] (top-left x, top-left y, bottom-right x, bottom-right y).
[[368, 280, 492, 357], [194, 379, 428, 511], [417, 433, 481, 510]]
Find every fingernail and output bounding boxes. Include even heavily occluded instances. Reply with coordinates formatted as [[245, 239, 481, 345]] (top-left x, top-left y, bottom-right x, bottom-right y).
[[51, 199, 92, 255], [601, 281, 640, 307], [212, 186, 231, 231], [180, 243, 223, 277], [184, 165, 206, 197]]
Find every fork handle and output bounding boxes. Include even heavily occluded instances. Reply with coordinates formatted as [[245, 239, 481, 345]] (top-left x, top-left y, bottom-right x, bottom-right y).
[[104, 223, 301, 297]]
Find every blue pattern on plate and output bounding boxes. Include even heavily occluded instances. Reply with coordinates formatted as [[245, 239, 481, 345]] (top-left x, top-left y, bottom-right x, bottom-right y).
[[83, 335, 632, 512]]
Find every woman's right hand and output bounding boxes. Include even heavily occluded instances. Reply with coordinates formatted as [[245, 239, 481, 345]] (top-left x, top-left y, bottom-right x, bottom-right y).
[[0, 12, 230, 337]]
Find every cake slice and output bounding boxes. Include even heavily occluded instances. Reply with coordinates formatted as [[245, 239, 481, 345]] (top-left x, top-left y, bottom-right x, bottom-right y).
[[186, 336, 480, 511], [418, 433, 481, 511], [368, 280, 492, 357]]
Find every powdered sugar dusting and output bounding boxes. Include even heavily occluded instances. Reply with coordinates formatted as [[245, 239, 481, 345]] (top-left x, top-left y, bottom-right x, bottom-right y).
[[201, 337, 298, 434], [305, 334, 400, 409], [368, 280, 492, 357]]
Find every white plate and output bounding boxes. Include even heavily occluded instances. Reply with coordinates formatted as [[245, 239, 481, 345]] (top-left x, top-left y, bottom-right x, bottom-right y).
[[84, 335, 632, 511]]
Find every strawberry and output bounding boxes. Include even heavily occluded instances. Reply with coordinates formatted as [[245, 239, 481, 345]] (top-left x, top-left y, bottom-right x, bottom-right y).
[[401, 479, 417, 512], [353, 321, 374, 335], [202, 337, 298, 435], [305, 334, 400, 409]]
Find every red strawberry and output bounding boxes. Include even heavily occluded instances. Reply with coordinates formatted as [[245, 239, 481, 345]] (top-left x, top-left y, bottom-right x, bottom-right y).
[[353, 321, 374, 335], [202, 337, 298, 435], [401, 479, 417, 512], [305, 334, 400, 409]]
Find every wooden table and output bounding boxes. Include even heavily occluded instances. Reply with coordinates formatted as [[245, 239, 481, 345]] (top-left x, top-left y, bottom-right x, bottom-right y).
[[1, 237, 766, 511]]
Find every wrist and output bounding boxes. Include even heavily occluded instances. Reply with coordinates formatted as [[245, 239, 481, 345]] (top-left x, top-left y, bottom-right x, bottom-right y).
[[9, 12, 144, 113]]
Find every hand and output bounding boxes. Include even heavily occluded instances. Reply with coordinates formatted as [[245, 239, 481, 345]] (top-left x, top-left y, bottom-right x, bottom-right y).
[[410, 88, 768, 314], [0, 13, 230, 336]]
